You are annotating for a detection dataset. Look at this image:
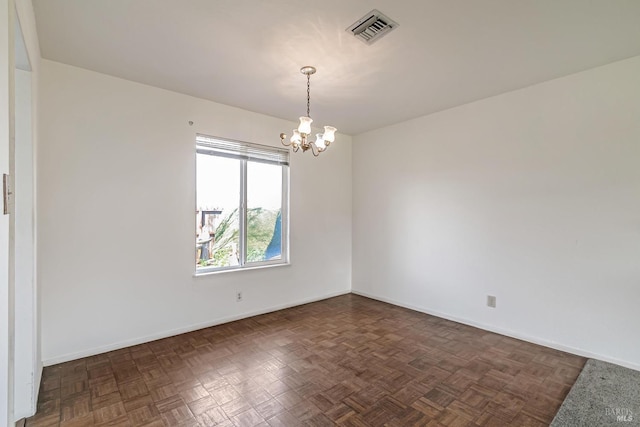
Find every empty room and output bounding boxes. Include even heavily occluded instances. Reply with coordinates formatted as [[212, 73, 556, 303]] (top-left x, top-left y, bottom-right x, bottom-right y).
[[1, 0, 639, 426]]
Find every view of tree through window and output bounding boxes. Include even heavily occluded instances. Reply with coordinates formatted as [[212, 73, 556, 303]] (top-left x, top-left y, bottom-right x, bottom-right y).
[[195, 135, 288, 273], [247, 162, 283, 263]]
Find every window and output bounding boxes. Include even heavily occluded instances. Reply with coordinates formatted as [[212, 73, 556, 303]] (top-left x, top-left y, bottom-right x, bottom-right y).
[[196, 135, 289, 274]]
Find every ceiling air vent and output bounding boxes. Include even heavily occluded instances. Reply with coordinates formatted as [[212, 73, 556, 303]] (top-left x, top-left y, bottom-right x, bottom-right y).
[[347, 9, 398, 45]]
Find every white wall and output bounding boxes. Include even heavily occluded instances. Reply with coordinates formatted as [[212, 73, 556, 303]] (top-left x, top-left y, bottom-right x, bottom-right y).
[[352, 56, 640, 370], [38, 60, 352, 364]]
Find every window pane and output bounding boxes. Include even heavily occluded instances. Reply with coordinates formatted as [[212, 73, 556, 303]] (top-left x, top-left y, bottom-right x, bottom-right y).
[[247, 161, 282, 263], [196, 153, 240, 270]]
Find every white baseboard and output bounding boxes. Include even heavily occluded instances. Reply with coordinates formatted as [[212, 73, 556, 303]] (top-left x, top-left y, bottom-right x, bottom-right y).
[[351, 290, 640, 372], [44, 288, 640, 372], [43, 290, 350, 366]]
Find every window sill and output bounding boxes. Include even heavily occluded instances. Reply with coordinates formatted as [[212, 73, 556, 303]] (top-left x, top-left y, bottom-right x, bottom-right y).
[[193, 261, 291, 277]]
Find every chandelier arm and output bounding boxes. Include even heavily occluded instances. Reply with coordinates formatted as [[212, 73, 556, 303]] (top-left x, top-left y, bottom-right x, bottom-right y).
[[280, 133, 291, 147], [309, 142, 320, 157]]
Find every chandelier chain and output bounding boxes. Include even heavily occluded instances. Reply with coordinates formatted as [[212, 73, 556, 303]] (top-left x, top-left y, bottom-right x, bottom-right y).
[[306, 73, 311, 117]]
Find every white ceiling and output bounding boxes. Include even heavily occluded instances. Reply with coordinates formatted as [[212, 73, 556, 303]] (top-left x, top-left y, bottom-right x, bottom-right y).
[[33, 0, 640, 135]]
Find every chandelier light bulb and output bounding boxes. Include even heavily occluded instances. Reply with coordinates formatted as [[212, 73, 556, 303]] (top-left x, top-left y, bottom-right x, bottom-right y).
[[322, 126, 337, 143], [290, 129, 302, 144], [298, 116, 313, 135]]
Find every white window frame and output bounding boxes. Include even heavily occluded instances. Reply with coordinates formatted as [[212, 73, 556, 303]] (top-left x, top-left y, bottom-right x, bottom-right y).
[[195, 134, 290, 275]]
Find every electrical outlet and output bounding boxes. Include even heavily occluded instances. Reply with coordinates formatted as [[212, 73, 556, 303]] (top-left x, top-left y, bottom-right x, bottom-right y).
[[236, 291, 243, 302], [487, 295, 496, 308]]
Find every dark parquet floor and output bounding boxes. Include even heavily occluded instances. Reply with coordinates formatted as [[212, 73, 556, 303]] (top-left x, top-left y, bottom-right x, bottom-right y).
[[26, 294, 585, 426]]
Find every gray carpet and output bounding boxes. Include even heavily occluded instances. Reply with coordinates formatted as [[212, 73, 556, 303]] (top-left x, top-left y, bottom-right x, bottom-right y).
[[551, 359, 639, 426]]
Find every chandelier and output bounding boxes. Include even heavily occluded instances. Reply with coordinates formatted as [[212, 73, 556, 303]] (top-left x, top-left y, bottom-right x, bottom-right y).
[[280, 66, 337, 157]]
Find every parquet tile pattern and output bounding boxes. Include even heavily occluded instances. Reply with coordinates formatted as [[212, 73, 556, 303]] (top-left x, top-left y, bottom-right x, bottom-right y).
[[26, 294, 585, 426]]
